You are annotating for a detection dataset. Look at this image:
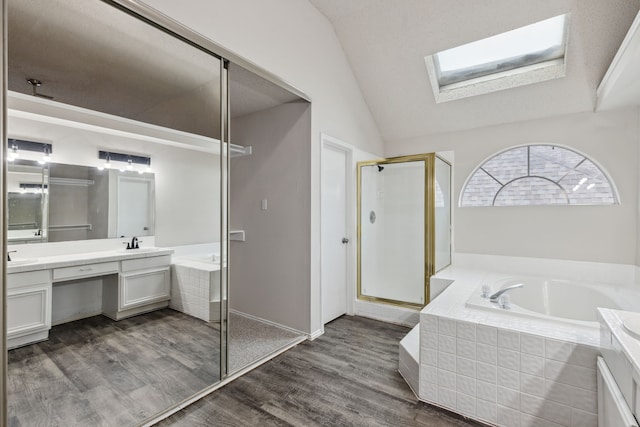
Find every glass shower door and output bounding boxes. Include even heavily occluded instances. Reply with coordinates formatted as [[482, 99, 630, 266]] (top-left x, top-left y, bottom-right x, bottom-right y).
[[358, 154, 436, 307]]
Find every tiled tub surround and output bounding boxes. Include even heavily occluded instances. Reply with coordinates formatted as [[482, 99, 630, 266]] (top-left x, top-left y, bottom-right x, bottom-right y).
[[416, 255, 640, 427], [170, 257, 221, 322]]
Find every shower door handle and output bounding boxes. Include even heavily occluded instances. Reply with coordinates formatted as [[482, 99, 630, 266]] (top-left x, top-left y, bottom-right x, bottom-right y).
[[342, 238, 350, 244]]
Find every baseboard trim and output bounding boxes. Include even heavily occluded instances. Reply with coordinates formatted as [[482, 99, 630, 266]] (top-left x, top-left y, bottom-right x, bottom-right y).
[[229, 309, 308, 337], [308, 328, 324, 340]]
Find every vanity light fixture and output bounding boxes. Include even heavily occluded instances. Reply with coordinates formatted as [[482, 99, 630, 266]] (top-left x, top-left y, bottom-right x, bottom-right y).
[[98, 150, 151, 173], [7, 139, 52, 163], [9, 144, 19, 161], [38, 145, 52, 165]]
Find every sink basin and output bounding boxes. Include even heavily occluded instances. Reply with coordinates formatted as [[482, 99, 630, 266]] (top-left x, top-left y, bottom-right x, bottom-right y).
[[118, 247, 161, 254], [8, 258, 39, 266]]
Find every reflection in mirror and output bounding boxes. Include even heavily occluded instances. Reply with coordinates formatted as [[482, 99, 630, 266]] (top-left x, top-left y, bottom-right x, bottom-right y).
[[46, 163, 155, 242], [7, 0, 224, 426], [7, 159, 48, 244]]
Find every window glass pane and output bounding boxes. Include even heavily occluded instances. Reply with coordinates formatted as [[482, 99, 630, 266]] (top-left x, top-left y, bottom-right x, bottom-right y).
[[435, 15, 566, 86], [529, 145, 584, 181], [494, 177, 568, 206], [481, 146, 527, 184], [460, 169, 502, 207], [559, 161, 615, 205], [460, 144, 617, 207]]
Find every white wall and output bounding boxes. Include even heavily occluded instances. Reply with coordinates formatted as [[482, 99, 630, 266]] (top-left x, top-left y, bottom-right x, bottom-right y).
[[387, 107, 640, 265], [230, 102, 311, 333], [8, 115, 219, 247], [140, 0, 385, 335]]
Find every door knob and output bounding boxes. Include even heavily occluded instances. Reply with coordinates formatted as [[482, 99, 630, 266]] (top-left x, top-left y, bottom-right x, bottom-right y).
[[342, 237, 350, 244]]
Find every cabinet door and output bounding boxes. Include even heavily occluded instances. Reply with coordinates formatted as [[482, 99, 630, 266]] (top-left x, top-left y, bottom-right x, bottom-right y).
[[120, 268, 170, 310], [7, 284, 52, 339]]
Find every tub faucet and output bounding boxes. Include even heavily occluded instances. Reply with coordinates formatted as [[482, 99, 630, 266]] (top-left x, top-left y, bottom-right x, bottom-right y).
[[489, 283, 524, 302], [7, 250, 17, 262]]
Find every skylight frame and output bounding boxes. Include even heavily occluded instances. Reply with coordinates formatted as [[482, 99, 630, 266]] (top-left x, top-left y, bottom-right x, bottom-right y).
[[425, 14, 570, 103]]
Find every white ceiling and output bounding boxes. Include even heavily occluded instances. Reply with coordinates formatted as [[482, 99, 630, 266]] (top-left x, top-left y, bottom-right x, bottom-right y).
[[308, 0, 640, 142]]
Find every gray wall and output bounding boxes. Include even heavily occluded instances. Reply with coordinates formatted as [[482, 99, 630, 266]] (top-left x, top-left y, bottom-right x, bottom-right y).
[[230, 102, 311, 333]]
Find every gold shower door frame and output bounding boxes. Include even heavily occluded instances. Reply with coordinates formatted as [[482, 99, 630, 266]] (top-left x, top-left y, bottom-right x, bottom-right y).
[[356, 153, 436, 309]]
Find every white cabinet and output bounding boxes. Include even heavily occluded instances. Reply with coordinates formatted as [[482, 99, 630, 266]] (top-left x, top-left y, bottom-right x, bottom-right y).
[[120, 268, 170, 310], [7, 270, 52, 349], [102, 255, 172, 321]]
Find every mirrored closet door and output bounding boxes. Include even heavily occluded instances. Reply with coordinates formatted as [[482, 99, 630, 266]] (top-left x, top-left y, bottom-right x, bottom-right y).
[[5, 0, 228, 424]]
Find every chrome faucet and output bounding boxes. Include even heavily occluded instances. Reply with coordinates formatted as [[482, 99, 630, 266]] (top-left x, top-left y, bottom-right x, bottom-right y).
[[7, 250, 17, 262], [489, 283, 524, 302]]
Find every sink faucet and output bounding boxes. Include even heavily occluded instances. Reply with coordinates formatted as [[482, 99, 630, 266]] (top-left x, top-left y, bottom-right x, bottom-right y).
[[123, 237, 141, 250], [7, 250, 17, 262], [489, 283, 524, 302]]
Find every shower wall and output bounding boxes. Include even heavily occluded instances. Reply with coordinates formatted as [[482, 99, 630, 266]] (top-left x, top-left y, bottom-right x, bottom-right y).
[[360, 161, 425, 305]]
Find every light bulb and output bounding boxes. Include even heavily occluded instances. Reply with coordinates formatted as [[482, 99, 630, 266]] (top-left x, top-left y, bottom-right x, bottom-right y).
[[127, 160, 133, 170], [104, 160, 111, 169], [11, 146, 19, 159]]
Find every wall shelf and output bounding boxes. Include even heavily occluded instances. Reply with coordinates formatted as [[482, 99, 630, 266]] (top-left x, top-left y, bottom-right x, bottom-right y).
[[230, 230, 245, 242], [7, 91, 251, 157]]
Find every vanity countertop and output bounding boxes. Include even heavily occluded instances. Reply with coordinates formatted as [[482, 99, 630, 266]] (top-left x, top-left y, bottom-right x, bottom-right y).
[[598, 308, 640, 372], [7, 248, 174, 274]]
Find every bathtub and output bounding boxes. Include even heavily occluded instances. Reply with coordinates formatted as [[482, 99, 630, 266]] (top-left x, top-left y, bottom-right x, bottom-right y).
[[465, 274, 640, 328]]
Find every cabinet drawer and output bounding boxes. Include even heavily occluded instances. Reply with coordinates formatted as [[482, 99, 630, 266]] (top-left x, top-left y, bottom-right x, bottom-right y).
[[120, 267, 170, 310], [7, 283, 51, 339], [53, 261, 119, 282], [7, 270, 51, 290], [121, 255, 171, 273]]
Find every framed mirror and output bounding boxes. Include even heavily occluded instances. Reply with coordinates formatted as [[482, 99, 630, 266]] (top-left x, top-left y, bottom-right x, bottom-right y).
[[7, 159, 48, 244]]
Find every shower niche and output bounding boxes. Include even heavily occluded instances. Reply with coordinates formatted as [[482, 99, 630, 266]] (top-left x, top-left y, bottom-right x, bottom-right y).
[[357, 153, 451, 308]]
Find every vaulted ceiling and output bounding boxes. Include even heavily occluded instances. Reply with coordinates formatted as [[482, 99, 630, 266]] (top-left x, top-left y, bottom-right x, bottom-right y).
[[308, 0, 640, 142]]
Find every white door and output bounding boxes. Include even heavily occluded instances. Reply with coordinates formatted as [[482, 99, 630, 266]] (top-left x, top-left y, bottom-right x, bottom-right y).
[[117, 176, 153, 237], [321, 140, 349, 324]]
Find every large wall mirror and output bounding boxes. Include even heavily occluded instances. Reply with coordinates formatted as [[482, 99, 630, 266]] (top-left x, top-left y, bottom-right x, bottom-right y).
[[8, 159, 155, 244], [6, 0, 226, 425], [5, 0, 309, 425]]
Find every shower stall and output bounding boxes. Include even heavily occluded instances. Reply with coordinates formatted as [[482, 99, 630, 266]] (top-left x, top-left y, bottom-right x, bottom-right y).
[[357, 154, 451, 308]]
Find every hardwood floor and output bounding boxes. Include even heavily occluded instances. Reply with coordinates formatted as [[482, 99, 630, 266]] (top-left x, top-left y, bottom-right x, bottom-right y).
[[7, 309, 304, 427], [8, 310, 221, 427], [158, 316, 483, 427]]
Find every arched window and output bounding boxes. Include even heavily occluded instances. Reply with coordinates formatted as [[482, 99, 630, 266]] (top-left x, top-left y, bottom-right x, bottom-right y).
[[460, 145, 618, 207]]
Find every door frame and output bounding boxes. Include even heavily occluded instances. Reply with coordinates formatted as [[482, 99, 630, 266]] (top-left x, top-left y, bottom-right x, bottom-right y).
[[320, 133, 354, 324]]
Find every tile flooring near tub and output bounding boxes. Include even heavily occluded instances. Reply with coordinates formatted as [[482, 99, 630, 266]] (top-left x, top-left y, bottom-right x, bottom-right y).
[[419, 314, 599, 427]]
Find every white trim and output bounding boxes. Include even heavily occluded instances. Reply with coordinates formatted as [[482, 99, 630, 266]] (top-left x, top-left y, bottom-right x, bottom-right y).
[[596, 10, 640, 111], [308, 328, 324, 340], [353, 301, 419, 327], [320, 134, 355, 322], [229, 309, 308, 338]]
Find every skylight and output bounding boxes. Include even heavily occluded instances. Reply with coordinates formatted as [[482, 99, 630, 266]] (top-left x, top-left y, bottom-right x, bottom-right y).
[[425, 14, 569, 102]]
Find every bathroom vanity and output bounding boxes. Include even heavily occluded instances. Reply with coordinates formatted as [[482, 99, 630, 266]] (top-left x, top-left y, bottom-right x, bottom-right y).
[[598, 308, 640, 427], [7, 248, 173, 349]]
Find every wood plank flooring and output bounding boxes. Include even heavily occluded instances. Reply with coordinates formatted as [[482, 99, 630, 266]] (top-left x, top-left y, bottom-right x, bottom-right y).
[[8, 310, 221, 427], [158, 316, 484, 427]]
